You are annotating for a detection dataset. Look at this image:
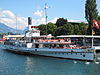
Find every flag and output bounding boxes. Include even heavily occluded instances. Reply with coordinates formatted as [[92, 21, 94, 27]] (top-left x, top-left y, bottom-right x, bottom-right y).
[[92, 30, 95, 35], [93, 20, 100, 29]]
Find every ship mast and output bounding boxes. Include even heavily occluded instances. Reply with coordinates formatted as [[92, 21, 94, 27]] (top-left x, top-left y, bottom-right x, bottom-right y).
[[44, 3, 48, 37]]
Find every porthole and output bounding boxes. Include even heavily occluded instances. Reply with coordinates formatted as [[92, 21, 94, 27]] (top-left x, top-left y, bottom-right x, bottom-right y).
[[83, 54, 85, 57]]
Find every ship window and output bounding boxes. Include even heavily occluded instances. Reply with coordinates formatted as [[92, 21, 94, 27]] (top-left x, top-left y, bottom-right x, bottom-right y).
[[83, 54, 85, 57], [44, 44, 49, 48], [58, 52, 60, 54], [50, 52, 52, 54], [35, 44, 39, 48], [80, 53, 82, 55], [71, 52, 72, 54], [62, 53, 64, 54], [35, 49, 37, 51]]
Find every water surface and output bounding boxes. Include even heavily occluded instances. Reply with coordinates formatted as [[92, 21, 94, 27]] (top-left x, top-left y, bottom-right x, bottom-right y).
[[0, 45, 100, 75]]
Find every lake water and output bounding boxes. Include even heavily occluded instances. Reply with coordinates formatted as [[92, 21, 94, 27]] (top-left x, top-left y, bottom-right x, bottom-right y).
[[0, 45, 100, 75]]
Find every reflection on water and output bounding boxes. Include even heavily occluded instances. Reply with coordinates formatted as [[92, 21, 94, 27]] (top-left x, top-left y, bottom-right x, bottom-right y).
[[0, 45, 100, 75], [25, 57, 34, 75]]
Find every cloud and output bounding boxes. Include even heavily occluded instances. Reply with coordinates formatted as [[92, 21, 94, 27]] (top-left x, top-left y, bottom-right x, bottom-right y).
[[0, 10, 53, 30], [48, 17, 58, 23], [34, 10, 43, 17], [32, 17, 58, 26], [68, 19, 87, 23], [0, 10, 27, 30], [1, 10, 83, 30], [32, 18, 46, 26], [68, 19, 80, 22], [0, 10, 87, 31]]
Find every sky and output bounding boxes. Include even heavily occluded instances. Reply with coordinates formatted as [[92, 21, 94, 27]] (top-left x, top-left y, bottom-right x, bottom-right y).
[[0, 0, 100, 30]]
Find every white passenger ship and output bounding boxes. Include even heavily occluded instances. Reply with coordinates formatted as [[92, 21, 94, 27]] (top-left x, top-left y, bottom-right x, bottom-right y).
[[3, 25, 96, 61]]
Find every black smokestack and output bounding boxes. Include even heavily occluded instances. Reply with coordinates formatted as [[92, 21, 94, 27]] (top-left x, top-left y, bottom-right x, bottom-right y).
[[28, 17, 32, 25]]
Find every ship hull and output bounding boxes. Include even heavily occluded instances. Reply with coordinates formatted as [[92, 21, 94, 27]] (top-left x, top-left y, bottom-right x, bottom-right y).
[[4, 45, 95, 61]]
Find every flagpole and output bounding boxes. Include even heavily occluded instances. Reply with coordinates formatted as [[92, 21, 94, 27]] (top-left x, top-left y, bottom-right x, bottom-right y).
[[16, 15, 17, 34], [92, 30, 94, 48], [92, 20, 94, 48]]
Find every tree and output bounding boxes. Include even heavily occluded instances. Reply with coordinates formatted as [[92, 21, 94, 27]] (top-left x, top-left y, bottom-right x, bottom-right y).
[[38, 24, 46, 35], [47, 22, 57, 35], [54, 26, 63, 36], [55, 18, 67, 27], [74, 24, 81, 35], [98, 16, 100, 21], [85, 0, 98, 35], [54, 23, 74, 36], [79, 22, 88, 35], [63, 23, 74, 35], [38, 23, 57, 35]]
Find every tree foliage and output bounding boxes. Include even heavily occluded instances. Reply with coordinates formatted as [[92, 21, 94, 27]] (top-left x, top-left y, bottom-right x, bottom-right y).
[[74, 24, 81, 35], [55, 18, 67, 27], [79, 22, 88, 35], [98, 16, 100, 21], [63, 23, 74, 35], [38, 24, 46, 35], [38, 18, 88, 36], [53, 23, 74, 36], [47, 22, 57, 35], [38, 23, 57, 35], [85, 0, 98, 35]]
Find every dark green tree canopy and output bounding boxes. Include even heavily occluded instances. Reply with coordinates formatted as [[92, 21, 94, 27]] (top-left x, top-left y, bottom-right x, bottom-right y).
[[55, 18, 67, 27], [85, 0, 98, 35], [54, 23, 74, 36], [98, 16, 100, 21], [38, 23, 57, 35], [38, 17, 89, 36], [79, 22, 88, 35], [47, 22, 57, 35], [38, 24, 46, 35]]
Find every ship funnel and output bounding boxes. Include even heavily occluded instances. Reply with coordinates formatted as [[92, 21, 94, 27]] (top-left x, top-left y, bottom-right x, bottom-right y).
[[28, 17, 32, 30]]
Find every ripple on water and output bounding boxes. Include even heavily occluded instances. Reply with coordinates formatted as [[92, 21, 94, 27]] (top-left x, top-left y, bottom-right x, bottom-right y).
[[0, 47, 100, 75]]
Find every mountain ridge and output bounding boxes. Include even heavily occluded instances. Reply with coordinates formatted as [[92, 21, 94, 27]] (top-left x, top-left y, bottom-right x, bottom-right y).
[[0, 23, 23, 34]]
